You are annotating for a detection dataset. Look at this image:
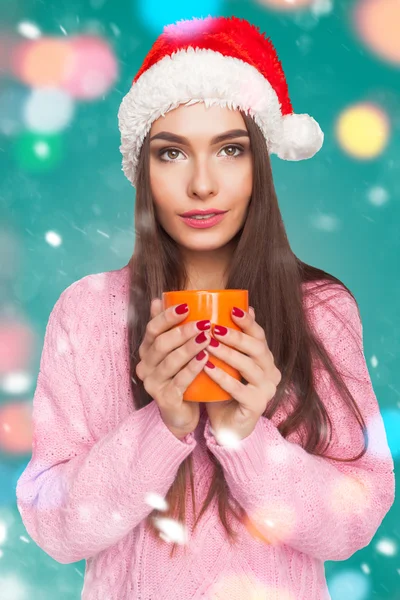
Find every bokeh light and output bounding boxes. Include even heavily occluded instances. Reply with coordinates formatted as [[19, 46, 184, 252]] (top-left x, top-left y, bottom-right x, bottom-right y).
[[335, 103, 390, 159], [367, 186, 389, 207], [60, 35, 118, 100], [45, 231, 63, 247], [381, 408, 400, 460], [354, 0, 400, 66], [208, 572, 296, 600], [256, 0, 313, 11], [0, 572, 30, 600], [138, 0, 222, 35], [0, 402, 33, 455], [2, 372, 33, 396], [11, 37, 74, 87], [310, 0, 333, 17], [23, 88, 75, 134], [328, 569, 370, 600], [375, 537, 397, 557], [0, 320, 35, 374], [17, 21, 42, 40], [13, 131, 64, 173]]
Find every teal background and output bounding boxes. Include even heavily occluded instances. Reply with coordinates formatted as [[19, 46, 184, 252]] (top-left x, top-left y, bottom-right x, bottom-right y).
[[0, 0, 399, 598]]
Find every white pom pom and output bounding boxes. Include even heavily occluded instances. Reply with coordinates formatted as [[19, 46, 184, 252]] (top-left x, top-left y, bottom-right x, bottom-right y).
[[276, 113, 324, 161]]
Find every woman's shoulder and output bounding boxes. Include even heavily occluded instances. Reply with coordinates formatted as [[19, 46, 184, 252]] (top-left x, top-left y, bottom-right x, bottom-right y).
[[58, 264, 129, 301], [301, 278, 355, 307], [51, 265, 130, 325], [301, 278, 361, 339]]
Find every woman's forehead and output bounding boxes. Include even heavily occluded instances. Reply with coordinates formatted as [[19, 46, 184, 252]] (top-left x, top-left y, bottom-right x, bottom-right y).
[[150, 102, 246, 138]]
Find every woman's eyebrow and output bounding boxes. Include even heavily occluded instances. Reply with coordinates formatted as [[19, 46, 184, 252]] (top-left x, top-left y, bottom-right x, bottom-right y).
[[149, 129, 250, 146]]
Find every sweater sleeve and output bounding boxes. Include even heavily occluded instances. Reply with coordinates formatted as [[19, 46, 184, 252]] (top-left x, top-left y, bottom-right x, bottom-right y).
[[203, 287, 395, 562], [16, 280, 197, 564]]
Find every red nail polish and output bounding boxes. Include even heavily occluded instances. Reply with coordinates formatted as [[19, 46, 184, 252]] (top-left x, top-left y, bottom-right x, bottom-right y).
[[175, 303, 189, 314], [195, 331, 207, 344], [205, 360, 215, 369], [232, 306, 244, 318], [213, 325, 228, 336], [196, 319, 211, 331]]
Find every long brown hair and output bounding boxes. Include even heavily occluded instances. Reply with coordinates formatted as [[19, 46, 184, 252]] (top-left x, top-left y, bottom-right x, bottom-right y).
[[127, 109, 368, 558]]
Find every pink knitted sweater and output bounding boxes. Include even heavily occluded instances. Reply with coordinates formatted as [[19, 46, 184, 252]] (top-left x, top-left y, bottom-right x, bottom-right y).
[[16, 265, 395, 600]]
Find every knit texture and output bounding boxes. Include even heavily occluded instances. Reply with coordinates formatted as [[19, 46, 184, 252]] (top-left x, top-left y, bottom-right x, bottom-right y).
[[16, 265, 395, 600]]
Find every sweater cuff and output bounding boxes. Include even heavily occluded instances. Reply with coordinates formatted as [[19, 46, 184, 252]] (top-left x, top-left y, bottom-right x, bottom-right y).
[[137, 401, 197, 473], [203, 414, 282, 484]]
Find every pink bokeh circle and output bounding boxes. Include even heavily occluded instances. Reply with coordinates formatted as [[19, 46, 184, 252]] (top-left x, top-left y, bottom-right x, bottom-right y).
[[354, 0, 400, 65], [257, 0, 313, 10], [0, 401, 33, 454], [61, 35, 118, 100], [0, 319, 35, 374]]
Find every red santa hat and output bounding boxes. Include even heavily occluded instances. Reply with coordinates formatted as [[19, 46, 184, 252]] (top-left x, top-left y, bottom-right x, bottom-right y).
[[118, 15, 324, 187]]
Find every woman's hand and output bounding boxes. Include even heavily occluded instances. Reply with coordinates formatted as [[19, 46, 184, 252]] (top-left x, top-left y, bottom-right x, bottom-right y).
[[136, 299, 212, 439], [204, 307, 282, 442]]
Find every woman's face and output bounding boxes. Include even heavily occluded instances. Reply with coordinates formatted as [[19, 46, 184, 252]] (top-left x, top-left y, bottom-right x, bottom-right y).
[[149, 102, 253, 257]]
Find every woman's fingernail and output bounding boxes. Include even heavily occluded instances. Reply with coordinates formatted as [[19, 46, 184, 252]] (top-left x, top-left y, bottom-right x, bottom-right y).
[[196, 319, 211, 331], [175, 303, 189, 314], [213, 325, 228, 336], [195, 331, 208, 344], [232, 306, 245, 318]]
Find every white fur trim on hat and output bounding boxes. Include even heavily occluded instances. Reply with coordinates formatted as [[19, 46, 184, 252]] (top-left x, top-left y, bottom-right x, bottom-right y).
[[272, 113, 324, 161], [118, 47, 323, 187]]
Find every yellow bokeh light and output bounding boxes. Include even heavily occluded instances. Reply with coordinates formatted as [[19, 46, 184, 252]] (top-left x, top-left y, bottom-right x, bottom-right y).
[[336, 103, 390, 159], [354, 0, 400, 65]]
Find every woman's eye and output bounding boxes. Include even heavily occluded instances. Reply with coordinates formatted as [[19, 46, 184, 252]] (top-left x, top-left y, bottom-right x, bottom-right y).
[[159, 148, 183, 161], [158, 144, 244, 162], [221, 145, 243, 158]]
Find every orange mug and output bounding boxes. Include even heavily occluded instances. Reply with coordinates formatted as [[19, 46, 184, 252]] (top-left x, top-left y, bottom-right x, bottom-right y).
[[162, 289, 249, 402]]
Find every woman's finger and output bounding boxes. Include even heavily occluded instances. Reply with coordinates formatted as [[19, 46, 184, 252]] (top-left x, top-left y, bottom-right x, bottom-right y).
[[150, 297, 163, 318]]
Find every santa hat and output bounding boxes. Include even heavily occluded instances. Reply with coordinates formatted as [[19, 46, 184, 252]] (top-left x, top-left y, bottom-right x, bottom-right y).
[[118, 15, 324, 187]]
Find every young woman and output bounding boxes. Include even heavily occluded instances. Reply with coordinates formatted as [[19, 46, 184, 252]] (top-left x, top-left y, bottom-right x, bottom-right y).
[[16, 15, 394, 600]]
